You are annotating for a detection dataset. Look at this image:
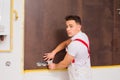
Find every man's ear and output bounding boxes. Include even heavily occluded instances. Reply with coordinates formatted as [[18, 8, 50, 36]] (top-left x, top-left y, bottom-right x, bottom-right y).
[[77, 24, 81, 30], [80, 25, 82, 29]]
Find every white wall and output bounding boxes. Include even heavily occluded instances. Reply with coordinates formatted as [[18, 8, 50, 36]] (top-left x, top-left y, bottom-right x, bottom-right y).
[[0, 0, 24, 80], [0, 1, 120, 80], [24, 66, 120, 80], [92, 66, 120, 80], [24, 70, 69, 80]]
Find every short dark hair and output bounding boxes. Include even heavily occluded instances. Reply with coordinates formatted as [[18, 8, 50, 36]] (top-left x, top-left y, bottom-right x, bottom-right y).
[[65, 15, 81, 25]]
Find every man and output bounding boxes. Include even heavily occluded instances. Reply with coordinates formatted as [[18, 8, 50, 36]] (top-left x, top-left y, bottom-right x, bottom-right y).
[[44, 15, 91, 80]]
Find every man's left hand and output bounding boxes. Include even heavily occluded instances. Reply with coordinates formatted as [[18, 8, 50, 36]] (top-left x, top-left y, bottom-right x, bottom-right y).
[[48, 63, 56, 70]]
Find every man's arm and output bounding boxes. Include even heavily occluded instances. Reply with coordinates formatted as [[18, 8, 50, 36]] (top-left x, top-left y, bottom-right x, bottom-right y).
[[48, 53, 74, 70], [52, 39, 71, 54], [44, 39, 71, 61]]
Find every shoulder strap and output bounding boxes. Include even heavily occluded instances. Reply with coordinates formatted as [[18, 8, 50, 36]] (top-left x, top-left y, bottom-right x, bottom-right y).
[[74, 39, 90, 55], [72, 38, 90, 63]]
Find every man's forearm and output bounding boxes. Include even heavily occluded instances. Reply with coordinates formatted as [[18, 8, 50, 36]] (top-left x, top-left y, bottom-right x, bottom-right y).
[[55, 61, 68, 69], [52, 39, 71, 55], [54, 53, 73, 69]]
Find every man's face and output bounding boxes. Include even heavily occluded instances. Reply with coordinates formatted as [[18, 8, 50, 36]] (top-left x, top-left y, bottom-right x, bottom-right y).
[[66, 20, 81, 37]]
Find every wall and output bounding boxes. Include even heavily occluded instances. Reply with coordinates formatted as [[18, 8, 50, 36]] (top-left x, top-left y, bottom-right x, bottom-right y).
[[24, 0, 83, 70], [24, 66, 120, 80], [0, 0, 24, 80], [0, 0, 120, 80], [92, 66, 120, 80], [24, 0, 120, 70]]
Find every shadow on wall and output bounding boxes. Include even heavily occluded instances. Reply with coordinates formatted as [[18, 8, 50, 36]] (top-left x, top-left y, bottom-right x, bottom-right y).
[[53, 29, 68, 63]]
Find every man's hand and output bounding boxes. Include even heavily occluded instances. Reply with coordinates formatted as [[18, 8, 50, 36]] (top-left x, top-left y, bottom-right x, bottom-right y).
[[48, 63, 56, 70], [43, 52, 55, 61]]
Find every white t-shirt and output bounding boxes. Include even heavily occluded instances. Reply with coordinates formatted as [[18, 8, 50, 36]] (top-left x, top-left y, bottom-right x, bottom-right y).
[[66, 31, 91, 67]]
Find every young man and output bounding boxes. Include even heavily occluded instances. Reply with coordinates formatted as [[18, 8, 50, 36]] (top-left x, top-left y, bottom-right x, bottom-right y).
[[44, 15, 91, 80]]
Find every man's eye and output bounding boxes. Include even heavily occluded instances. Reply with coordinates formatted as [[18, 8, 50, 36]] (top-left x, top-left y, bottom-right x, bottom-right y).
[[70, 26, 73, 28]]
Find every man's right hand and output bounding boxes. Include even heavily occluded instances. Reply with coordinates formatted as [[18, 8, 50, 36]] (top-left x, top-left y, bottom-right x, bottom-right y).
[[43, 52, 55, 61]]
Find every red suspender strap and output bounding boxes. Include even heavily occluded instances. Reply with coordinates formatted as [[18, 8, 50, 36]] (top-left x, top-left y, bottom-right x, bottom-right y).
[[72, 38, 90, 63], [74, 39, 90, 55]]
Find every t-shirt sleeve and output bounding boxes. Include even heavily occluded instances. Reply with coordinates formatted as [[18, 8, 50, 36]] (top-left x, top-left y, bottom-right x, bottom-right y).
[[67, 41, 80, 57]]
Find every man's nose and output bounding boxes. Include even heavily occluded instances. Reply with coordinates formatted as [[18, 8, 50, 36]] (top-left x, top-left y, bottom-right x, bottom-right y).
[[66, 27, 70, 31]]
